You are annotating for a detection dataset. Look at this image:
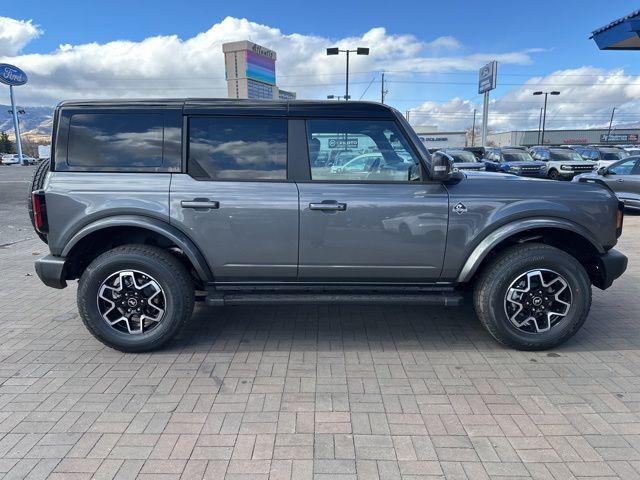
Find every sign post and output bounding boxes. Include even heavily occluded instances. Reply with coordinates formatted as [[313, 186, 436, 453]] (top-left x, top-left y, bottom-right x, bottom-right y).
[[478, 61, 497, 147], [0, 64, 28, 165]]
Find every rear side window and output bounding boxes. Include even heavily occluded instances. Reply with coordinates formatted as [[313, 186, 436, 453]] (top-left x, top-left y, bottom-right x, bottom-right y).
[[188, 117, 287, 180], [67, 113, 163, 168]]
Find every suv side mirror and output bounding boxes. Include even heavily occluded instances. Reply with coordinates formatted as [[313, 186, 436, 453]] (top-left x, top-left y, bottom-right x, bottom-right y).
[[598, 166, 608, 175], [430, 153, 452, 181]]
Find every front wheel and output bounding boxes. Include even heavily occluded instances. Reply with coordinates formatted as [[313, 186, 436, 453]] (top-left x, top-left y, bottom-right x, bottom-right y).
[[77, 244, 194, 352], [474, 243, 592, 350], [547, 169, 560, 180]]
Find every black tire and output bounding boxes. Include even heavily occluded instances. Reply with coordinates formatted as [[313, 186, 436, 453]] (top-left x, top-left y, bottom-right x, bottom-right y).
[[27, 158, 51, 244], [474, 243, 591, 350], [77, 244, 194, 352], [547, 169, 560, 181]]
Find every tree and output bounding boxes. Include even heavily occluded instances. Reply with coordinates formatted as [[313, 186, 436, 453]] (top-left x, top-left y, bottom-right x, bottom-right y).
[[0, 131, 15, 154]]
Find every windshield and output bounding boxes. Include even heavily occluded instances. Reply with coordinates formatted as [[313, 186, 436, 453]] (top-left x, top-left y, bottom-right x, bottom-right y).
[[549, 149, 583, 161], [502, 150, 534, 162], [447, 150, 478, 163], [599, 148, 628, 161]]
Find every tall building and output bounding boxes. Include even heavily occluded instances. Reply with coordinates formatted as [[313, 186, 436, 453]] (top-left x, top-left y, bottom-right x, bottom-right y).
[[222, 41, 296, 100]]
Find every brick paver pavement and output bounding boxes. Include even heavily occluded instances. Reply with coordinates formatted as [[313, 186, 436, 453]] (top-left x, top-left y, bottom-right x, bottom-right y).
[[0, 215, 638, 479]]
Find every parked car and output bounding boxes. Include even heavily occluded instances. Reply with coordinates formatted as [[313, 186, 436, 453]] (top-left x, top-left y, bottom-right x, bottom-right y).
[[432, 149, 486, 172], [1, 154, 20, 165], [569, 145, 629, 167], [483, 147, 547, 177], [31, 99, 627, 352], [1, 154, 37, 165], [463, 146, 486, 161], [573, 156, 640, 210], [529, 146, 597, 180]]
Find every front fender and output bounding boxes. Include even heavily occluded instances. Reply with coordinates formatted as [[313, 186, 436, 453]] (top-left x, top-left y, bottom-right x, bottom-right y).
[[61, 215, 213, 282], [455, 217, 605, 283]]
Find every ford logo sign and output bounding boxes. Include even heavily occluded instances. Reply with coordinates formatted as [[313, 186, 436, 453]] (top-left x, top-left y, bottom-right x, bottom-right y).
[[0, 64, 28, 86]]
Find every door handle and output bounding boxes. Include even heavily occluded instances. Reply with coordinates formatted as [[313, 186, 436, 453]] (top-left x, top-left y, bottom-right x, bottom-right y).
[[181, 199, 220, 209], [309, 202, 347, 211]]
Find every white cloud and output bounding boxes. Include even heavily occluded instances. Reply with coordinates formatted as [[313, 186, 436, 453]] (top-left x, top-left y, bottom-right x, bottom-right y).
[[0, 16, 543, 107], [409, 67, 640, 131], [0, 17, 41, 56]]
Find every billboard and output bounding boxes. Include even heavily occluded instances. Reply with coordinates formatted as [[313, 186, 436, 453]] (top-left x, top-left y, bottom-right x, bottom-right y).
[[246, 50, 276, 85], [478, 61, 497, 94]]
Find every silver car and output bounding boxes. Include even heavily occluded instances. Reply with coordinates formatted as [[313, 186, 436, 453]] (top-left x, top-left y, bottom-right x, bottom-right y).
[[573, 156, 640, 210]]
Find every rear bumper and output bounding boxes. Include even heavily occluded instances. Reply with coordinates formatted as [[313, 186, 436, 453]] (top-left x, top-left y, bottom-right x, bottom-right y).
[[34, 254, 68, 289], [592, 248, 628, 290]]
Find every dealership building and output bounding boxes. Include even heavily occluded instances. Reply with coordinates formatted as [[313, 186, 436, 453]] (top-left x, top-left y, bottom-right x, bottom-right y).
[[222, 41, 296, 100], [488, 129, 640, 147], [411, 126, 467, 149]]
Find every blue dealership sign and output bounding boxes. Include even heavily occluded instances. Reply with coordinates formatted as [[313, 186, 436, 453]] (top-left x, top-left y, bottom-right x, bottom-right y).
[[478, 61, 497, 94], [0, 64, 28, 86]]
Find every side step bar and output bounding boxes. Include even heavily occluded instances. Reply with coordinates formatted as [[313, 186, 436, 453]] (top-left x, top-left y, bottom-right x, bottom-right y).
[[204, 291, 464, 307]]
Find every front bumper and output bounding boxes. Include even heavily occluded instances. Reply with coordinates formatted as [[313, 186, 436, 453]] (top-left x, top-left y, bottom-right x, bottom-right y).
[[592, 249, 628, 290], [34, 254, 68, 289]]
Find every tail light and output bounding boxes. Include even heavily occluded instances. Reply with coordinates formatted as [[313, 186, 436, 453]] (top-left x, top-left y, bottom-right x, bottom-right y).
[[31, 190, 48, 234], [616, 201, 624, 238]]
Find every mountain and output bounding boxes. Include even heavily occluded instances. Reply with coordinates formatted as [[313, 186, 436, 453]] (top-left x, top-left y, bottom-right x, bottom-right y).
[[0, 105, 54, 139]]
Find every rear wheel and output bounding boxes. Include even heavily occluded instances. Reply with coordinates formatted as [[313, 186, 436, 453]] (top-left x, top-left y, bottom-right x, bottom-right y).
[[77, 244, 194, 352], [27, 159, 51, 243], [474, 243, 591, 350]]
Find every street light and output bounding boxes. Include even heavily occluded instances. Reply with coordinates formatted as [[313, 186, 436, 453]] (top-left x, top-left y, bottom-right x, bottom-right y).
[[533, 90, 560, 145], [327, 94, 350, 101], [326, 46, 369, 101]]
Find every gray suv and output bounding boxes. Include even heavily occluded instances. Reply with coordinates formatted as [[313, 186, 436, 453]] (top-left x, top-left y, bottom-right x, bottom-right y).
[[31, 99, 627, 352]]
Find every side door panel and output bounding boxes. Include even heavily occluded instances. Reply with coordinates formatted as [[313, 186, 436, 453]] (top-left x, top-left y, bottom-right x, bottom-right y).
[[297, 183, 448, 281], [170, 175, 299, 282]]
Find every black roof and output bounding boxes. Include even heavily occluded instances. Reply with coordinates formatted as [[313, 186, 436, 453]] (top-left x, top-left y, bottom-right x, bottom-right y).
[[57, 98, 398, 118]]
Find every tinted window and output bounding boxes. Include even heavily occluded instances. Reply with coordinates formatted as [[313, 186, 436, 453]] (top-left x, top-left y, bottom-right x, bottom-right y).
[[447, 150, 478, 163], [68, 113, 163, 168], [503, 150, 535, 162], [307, 119, 420, 182], [609, 159, 638, 175], [599, 148, 628, 161], [188, 117, 287, 180]]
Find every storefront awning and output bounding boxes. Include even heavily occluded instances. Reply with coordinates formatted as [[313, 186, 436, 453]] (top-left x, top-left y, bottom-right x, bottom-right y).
[[591, 10, 640, 50]]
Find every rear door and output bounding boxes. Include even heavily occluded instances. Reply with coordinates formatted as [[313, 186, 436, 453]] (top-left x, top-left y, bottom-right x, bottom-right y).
[[296, 118, 449, 283], [169, 115, 299, 283], [607, 158, 640, 205]]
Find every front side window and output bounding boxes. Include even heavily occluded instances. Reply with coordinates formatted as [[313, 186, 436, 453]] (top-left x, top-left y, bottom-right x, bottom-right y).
[[608, 159, 638, 175], [188, 117, 287, 180], [68, 113, 163, 168], [306, 119, 420, 182]]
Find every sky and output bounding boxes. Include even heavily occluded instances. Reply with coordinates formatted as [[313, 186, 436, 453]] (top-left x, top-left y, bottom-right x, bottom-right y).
[[1, 0, 640, 132]]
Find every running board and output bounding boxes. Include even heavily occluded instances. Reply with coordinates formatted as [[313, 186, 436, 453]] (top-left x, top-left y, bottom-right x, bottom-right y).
[[204, 291, 464, 307]]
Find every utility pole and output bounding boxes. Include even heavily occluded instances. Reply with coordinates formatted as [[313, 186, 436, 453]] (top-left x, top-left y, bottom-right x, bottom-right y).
[[606, 107, 616, 142], [470, 109, 477, 147], [380, 71, 387, 104]]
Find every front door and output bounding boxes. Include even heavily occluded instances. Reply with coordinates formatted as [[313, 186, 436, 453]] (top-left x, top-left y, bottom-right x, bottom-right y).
[[606, 157, 640, 207], [297, 118, 449, 283], [170, 116, 299, 283]]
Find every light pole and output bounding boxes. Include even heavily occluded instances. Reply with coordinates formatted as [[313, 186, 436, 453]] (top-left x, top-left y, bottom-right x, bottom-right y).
[[326, 47, 369, 101], [533, 91, 560, 145], [327, 95, 349, 101]]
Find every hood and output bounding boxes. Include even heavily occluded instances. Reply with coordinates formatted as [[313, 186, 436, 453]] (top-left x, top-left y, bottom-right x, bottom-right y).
[[502, 161, 545, 168]]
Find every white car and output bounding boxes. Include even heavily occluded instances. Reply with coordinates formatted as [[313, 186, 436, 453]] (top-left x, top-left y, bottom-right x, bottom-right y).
[[1, 154, 20, 165], [1, 154, 36, 165]]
